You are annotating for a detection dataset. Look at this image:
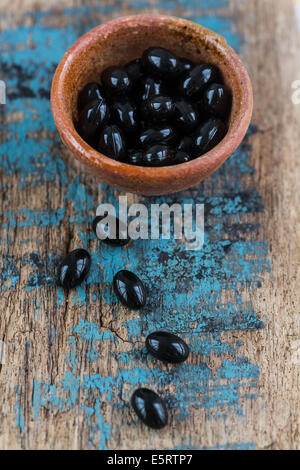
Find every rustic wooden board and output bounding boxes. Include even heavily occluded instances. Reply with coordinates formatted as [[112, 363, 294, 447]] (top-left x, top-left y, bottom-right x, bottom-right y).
[[0, 0, 299, 450]]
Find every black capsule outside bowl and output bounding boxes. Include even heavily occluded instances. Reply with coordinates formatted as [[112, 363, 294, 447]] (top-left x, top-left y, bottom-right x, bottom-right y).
[[56, 248, 91, 289], [113, 270, 147, 309], [131, 388, 168, 429], [146, 331, 190, 364], [92, 214, 131, 247]]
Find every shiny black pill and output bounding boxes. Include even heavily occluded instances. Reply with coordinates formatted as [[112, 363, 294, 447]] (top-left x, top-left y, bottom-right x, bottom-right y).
[[142, 145, 174, 167], [178, 63, 220, 98], [200, 118, 227, 152], [142, 95, 175, 122], [113, 270, 146, 309], [177, 135, 194, 154], [112, 100, 139, 133], [98, 125, 126, 161], [193, 118, 227, 155], [173, 98, 199, 132], [101, 66, 132, 94], [78, 99, 110, 140], [146, 331, 190, 363], [125, 58, 144, 83], [202, 83, 231, 118], [174, 150, 191, 164], [92, 215, 130, 247], [131, 388, 168, 429], [142, 46, 184, 80], [178, 57, 194, 73], [78, 82, 105, 110], [137, 125, 176, 148], [139, 76, 166, 101], [57, 249, 91, 289], [126, 149, 144, 166]]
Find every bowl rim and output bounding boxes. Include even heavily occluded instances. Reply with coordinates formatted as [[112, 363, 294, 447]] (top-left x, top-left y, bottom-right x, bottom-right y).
[[51, 14, 253, 193]]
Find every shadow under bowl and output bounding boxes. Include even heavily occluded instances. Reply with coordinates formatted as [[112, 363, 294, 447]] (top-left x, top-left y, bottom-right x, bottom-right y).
[[51, 14, 253, 196]]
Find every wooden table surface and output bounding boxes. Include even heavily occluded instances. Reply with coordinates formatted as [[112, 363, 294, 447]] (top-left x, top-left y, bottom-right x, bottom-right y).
[[0, 0, 299, 450]]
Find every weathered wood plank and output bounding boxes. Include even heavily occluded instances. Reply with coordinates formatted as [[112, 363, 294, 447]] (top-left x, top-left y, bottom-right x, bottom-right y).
[[0, 0, 299, 450]]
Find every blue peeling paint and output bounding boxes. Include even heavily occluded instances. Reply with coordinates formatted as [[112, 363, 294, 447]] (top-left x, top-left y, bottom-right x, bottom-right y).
[[73, 318, 116, 342], [14, 386, 25, 434], [0, 0, 270, 450], [3, 208, 65, 228], [1, 255, 20, 291]]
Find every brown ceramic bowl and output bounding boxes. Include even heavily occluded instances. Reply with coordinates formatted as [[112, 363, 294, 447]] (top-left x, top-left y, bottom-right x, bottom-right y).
[[51, 14, 253, 196]]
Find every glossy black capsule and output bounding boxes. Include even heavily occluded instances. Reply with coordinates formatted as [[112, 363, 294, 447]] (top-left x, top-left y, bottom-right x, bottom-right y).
[[139, 77, 166, 101], [101, 66, 132, 94], [142, 47, 184, 80], [178, 63, 220, 98], [178, 57, 194, 73], [131, 388, 168, 429], [193, 118, 227, 155], [202, 83, 231, 118], [78, 99, 110, 140], [92, 215, 130, 246], [146, 331, 190, 363], [125, 58, 144, 83], [173, 99, 199, 132], [174, 151, 191, 164], [142, 145, 174, 167], [126, 149, 144, 166], [178, 135, 194, 154], [137, 125, 176, 148], [78, 82, 105, 110], [113, 270, 146, 309], [112, 100, 139, 133], [57, 249, 91, 289], [98, 125, 126, 161], [142, 95, 175, 122]]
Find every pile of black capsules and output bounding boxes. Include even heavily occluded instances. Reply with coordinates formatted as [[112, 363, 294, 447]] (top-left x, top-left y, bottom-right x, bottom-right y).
[[77, 46, 231, 166], [56, 216, 190, 430]]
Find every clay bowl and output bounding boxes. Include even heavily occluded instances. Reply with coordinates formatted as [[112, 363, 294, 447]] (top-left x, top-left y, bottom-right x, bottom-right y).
[[51, 14, 253, 196]]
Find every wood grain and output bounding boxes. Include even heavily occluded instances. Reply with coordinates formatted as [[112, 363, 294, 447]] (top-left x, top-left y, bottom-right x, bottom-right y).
[[0, 0, 299, 450]]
